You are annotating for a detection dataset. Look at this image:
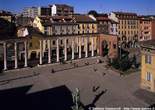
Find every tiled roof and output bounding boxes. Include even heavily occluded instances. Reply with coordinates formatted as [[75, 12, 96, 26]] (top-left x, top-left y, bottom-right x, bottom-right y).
[[113, 12, 137, 16], [54, 4, 73, 8], [73, 15, 96, 23], [0, 10, 13, 16], [140, 40, 155, 49], [39, 16, 74, 26], [96, 17, 111, 21]]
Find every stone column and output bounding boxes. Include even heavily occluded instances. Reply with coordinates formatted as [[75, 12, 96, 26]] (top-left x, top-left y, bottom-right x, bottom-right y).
[[72, 38, 75, 60], [85, 37, 88, 58], [91, 37, 94, 57], [56, 39, 59, 62], [3, 42, 7, 70], [64, 38, 67, 61], [79, 37, 81, 58], [24, 41, 28, 67], [48, 40, 51, 63], [39, 40, 43, 65], [14, 42, 18, 69]]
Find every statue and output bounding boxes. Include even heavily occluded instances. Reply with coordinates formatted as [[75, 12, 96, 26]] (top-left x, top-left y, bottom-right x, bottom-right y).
[[72, 88, 81, 110]]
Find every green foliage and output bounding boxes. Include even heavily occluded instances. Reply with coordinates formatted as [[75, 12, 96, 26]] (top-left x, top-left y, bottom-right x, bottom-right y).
[[109, 57, 132, 72], [119, 58, 132, 71], [88, 10, 98, 17], [103, 48, 109, 56], [110, 58, 120, 69]]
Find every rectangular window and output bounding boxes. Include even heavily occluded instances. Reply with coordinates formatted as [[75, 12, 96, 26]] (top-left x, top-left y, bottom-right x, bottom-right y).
[[53, 40, 55, 45], [145, 55, 152, 64], [146, 72, 152, 82], [113, 44, 116, 49], [44, 27, 48, 35]]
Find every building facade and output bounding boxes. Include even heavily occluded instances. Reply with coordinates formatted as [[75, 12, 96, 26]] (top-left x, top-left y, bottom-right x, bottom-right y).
[[139, 17, 152, 41], [38, 7, 51, 16], [151, 19, 155, 40], [0, 10, 15, 22], [22, 4, 74, 17], [140, 40, 155, 92], [50, 4, 74, 16], [109, 12, 140, 48], [22, 7, 38, 18], [32, 15, 98, 60], [0, 13, 118, 71], [92, 14, 118, 35]]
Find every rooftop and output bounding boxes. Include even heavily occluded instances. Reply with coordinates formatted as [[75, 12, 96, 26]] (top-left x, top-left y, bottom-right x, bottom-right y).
[[0, 10, 13, 16], [38, 16, 75, 26], [113, 12, 137, 16], [49, 4, 73, 8], [140, 40, 155, 49], [73, 15, 96, 23]]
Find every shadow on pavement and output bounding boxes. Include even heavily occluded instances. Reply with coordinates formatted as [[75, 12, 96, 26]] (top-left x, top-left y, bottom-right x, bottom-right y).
[[81, 89, 107, 110], [0, 85, 74, 110], [134, 89, 155, 107]]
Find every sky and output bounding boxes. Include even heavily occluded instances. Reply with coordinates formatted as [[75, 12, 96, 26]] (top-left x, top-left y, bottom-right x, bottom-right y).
[[0, 0, 155, 15]]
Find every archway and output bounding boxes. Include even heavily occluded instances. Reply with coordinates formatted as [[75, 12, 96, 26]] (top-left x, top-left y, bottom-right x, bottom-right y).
[[101, 40, 109, 57]]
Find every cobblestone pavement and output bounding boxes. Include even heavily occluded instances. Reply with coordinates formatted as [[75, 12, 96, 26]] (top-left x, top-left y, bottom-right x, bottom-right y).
[[0, 57, 150, 107]]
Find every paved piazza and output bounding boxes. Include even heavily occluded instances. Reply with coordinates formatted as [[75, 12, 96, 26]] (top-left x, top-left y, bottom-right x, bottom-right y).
[[0, 57, 151, 108]]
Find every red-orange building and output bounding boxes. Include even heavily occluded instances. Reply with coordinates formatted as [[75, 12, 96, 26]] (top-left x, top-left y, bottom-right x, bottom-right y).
[[97, 34, 118, 59], [139, 16, 155, 41], [151, 19, 155, 40]]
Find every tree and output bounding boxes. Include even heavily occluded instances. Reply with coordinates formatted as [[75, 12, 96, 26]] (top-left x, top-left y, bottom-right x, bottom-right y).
[[88, 10, 98, 17], [109, 56, 132, 72], [119, 57, 132, 71]]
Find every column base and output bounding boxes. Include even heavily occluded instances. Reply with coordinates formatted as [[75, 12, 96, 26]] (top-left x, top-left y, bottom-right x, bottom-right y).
[[24, 65, 28, 68], [3, 68, 7, 71], [48, 61, 51, 64]]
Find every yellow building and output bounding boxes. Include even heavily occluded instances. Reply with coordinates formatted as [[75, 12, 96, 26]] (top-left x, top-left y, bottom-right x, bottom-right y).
[[19, 15, 99, 61], [73, 15, 98, 55], [109, 12, 140, 48], [140, 40, 155, 92]]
